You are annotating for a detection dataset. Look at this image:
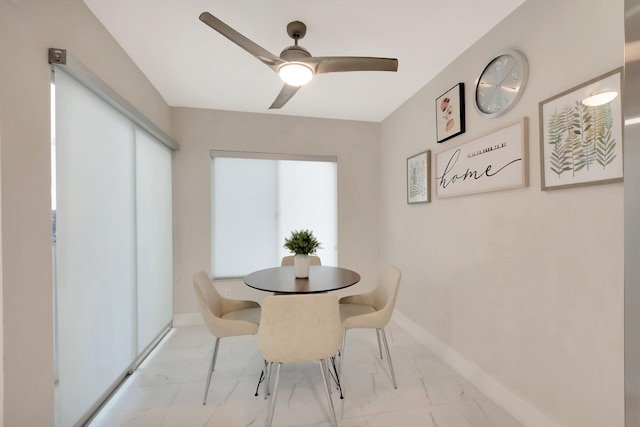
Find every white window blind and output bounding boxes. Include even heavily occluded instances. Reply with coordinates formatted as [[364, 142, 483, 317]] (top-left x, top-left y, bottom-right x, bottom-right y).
[[135, 128, 174, 353], [53, 68, 173, 427], [211, 152, 337, 278]]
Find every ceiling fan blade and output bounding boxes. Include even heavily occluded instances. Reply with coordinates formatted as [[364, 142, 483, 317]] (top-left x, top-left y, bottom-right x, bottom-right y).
[[199, 12, 284, 71], [269, 84, 301, 109], [308, 57, 398, 74]]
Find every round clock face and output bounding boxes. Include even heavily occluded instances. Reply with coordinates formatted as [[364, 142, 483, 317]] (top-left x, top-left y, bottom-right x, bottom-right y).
[[475, 50, 528, 117]]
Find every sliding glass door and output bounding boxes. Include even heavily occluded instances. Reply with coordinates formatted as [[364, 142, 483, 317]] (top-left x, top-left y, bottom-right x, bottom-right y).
[[53, 69, 173, 426]]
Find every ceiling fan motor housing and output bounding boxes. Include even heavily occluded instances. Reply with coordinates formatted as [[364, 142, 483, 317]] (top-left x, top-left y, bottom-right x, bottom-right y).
[[280, 45, 312, 62]]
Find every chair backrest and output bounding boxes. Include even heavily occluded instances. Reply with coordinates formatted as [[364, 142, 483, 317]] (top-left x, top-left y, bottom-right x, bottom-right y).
[[193, 271, 259, 338], [259, 294, 341, 363], [280, 255, 322, 266], [193, 271, 225, 320], [339, 266, 401, 330], [371, 265, 402, 324]]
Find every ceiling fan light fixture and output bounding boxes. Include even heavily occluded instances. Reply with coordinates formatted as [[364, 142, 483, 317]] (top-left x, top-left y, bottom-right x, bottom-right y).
[[199, 13, 398, 108], [278, 63, 313, 87], [582, 91, 619, 107]]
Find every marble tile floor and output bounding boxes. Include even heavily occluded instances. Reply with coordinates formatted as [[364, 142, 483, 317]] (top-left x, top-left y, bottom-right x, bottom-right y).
[[87, 321, 524, 427]]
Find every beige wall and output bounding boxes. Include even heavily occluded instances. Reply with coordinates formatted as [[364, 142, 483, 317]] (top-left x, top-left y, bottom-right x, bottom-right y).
[[0, 0, 173, 425], [380, 1, 624, 426], [171, 107, 381, 313]]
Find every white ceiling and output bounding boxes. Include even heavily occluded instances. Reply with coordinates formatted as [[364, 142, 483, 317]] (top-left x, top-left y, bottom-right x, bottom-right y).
[[83, 0, 526, 122]]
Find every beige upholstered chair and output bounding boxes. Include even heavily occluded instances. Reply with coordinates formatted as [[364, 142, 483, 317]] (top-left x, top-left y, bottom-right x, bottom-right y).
[[280, 255, 322, 266], [338, 265, 402, 388], [259, 294, 342, 427], [192, 271, 261, 405]]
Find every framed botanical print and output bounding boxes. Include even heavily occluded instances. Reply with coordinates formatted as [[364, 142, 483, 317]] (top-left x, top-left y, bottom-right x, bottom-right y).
[[539, 68, 623, 190], [407, 150, 431, 203]]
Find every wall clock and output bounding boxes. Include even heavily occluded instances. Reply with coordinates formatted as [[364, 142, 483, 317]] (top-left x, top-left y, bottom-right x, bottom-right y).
[[475, 50, 529, 118]]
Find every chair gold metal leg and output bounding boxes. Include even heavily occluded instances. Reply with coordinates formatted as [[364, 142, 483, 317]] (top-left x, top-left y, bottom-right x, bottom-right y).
[[203, 337, 221, 405], [319, 359, 338, 426], [379, 328, 397, 389]]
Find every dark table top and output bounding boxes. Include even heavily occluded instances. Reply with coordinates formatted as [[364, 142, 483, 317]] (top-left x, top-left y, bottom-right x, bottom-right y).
[[243, 265, 361, 294]]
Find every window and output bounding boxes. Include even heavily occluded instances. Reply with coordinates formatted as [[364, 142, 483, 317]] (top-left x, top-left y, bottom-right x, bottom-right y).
[[211, 151, 337, 278]]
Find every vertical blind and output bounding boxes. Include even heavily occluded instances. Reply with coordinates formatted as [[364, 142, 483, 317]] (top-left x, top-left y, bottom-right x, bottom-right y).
[[53, 68, 173, 426], [211, 153, 337, 278]]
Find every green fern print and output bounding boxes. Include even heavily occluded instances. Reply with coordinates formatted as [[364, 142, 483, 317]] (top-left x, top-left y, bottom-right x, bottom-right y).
[[547, 111, 571, 177], [546, 101, 616, 178]]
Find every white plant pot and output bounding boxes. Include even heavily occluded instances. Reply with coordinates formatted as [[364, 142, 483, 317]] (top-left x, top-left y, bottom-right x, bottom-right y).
[[294, 254, 310, 278]]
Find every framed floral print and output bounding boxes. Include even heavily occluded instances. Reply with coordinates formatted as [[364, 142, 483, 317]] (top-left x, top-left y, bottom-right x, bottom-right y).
[[436, 83, 465, 143]]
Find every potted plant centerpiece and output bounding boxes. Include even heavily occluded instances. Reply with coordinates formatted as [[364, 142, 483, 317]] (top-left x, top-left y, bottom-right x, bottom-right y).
[[284, 229, 321, 278]]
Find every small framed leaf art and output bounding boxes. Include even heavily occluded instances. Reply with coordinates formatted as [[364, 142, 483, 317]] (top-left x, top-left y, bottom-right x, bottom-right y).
[[407, 150, 431, 204], [539, 68, 623, 190]]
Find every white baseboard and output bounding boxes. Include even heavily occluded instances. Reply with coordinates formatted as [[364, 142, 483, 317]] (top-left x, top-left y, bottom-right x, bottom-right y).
[[392, 310, 560, 427], [172, 312, 204, 327]]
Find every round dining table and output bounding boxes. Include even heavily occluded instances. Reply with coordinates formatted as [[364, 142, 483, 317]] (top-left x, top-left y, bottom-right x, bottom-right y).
[[243, 265, 360, 294]]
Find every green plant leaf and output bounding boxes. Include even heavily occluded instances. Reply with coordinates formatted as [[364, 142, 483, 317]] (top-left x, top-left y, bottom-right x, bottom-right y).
[[283, 229, 322, 255]]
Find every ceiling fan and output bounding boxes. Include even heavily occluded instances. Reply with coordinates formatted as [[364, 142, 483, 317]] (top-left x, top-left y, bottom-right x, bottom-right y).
[[199, 12, 399, 109]]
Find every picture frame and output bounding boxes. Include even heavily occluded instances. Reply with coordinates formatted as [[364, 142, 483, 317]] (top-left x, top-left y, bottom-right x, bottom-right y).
[[435, 118, 528, 198], [436, 83, 465, 143], [407, 150, 431, 204], [539, 68, 623, 191]]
